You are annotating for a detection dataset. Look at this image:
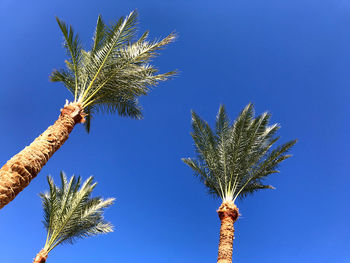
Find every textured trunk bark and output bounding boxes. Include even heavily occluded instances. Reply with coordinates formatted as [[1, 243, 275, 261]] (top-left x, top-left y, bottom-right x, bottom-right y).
[[33, 249, 48, 263], [217, 201, 239, 263], [0, 103, 85, 209]]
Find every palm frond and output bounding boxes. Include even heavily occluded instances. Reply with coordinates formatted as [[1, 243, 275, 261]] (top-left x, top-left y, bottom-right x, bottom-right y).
[[216, 104, 230, 140], [83, 106, 92, 133], [78, 11, 139, 104], [55, 17, 83, 101], [50, 68, 75, 96], [51, 11, 176, 131], [182, 104, 296, 203], [92, 15, 106, 54], [40, 172, 114, 253], [238, 182, 274, 199]]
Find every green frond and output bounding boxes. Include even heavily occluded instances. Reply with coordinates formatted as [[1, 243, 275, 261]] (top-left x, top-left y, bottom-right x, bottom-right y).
[[182, 157, 223, 198], [40, 172, 114, 253], [183, 104, 296, 204], [216, 104, 230, 139], [51, 11, 176, 131], [78, 10, 139, 104], [55, 17, 83, 101], [50, 68, 75, 95], [83, 107, 92, 133], [238, 182, 275, 200], [249, 139, 297, 182], [92, 15, 106, 54]]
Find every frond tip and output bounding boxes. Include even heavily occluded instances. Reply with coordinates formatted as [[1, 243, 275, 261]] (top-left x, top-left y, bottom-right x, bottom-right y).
[[51, 11, 176, 131], [182, 104, 296, 203], [40, 172, 114, 254]]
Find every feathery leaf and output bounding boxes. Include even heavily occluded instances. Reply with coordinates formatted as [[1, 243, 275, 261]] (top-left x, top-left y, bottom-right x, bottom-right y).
[[40, 172, 114, 253], [51, 11, 176, 131], [183, 104, 296, 203]]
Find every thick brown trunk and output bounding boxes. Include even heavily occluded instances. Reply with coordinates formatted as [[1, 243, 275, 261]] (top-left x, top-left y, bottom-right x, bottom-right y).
[[33, 249, 48, 263], [0, 103, 85, 209], [217, 201, 239, 263]]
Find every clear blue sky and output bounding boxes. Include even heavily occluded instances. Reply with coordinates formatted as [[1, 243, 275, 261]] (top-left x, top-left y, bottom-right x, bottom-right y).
[[0, 0, 349, 262]]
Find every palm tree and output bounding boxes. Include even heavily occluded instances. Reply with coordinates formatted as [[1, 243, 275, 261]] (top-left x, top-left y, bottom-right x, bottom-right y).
[[182, 104, 296, 263], [33, 172, 114, 263], [0, 11, 175, 209]]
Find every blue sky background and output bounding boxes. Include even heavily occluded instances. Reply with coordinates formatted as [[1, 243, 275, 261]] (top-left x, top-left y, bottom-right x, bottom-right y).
[[0, 0, 349, 262]]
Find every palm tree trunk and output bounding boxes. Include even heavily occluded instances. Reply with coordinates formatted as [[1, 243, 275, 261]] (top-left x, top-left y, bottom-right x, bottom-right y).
[[217, 201, 239, 263], [33, 249, 48, 263], [0, 103, 85, 209]]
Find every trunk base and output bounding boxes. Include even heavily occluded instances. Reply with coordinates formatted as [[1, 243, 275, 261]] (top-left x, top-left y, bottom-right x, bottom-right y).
[[217, 201, 239, 222], [217, 201, 239, 263], [33, 249, 48, 263], [61, 101, 86, 124]]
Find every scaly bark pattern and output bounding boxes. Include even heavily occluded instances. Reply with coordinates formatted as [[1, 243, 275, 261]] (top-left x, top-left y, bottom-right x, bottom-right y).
[[33, 249, 48, 263], [217, 201, 239, 263], [0, 103, 85, 209]]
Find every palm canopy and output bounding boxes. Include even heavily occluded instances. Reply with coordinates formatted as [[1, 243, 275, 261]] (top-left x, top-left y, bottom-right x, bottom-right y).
[[40, 172, 114, 253], [51, 10, 176, 131], [182, 104, 296, 203]]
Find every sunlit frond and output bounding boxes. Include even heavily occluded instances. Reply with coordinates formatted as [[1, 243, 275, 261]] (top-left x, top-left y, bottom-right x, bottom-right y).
[[40, 172, 114, 253], [51, 11, 176, 131], [182, 104, 296, 203], [55, 17, 83, 101]]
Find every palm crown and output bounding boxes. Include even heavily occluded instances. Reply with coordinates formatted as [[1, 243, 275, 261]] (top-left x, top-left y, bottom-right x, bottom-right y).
[[51, 10, 176, 131], [182, 104, 296, 203], [40, 172, 114, 253]]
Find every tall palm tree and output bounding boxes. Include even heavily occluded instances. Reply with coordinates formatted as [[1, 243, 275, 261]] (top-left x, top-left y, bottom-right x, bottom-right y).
[[33, 172, 114, 263], [182, 104, 296, 263], [0, 11, 175, 209]]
